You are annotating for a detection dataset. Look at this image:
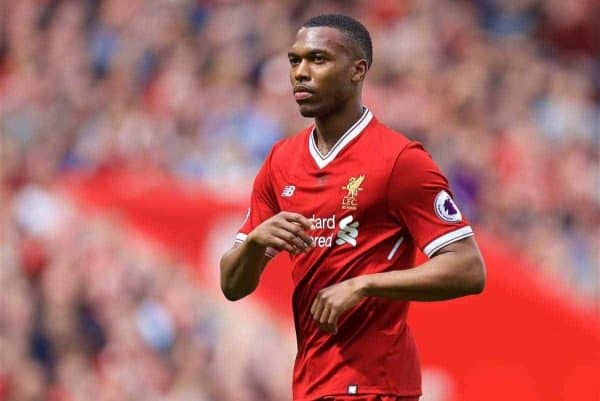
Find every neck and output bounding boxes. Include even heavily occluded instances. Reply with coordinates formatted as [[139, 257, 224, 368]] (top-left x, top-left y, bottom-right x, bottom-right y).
[[313, 98, 364, 155]]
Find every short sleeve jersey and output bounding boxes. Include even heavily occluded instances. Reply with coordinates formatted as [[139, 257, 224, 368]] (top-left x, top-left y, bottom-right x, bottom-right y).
[[236, 108, 474, 401]]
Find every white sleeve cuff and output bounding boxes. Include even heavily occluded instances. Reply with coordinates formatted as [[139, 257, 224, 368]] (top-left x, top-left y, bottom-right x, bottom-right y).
[[235, 233, 278, 258], [423, 226, 474, 257], [235, 233, 248, 243]]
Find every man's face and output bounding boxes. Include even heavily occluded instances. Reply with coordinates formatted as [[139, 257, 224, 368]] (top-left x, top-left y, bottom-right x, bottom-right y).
[[288, 27, 357, 118]]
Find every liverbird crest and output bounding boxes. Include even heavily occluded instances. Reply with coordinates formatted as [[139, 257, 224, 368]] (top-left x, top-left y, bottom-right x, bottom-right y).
[[346, 175, 365, 197]]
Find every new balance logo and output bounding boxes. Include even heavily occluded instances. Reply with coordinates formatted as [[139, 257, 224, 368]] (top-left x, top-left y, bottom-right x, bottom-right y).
[[281, 185, 296, 197], [336, 215, 359, 247]]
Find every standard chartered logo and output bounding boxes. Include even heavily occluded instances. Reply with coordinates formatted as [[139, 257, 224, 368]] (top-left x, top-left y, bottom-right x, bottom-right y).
[[310, 214, 359, 248], [335, 215, 359, 247]]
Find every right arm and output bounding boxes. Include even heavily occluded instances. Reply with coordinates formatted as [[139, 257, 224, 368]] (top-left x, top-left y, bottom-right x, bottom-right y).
[[220, 212, 315, 301]]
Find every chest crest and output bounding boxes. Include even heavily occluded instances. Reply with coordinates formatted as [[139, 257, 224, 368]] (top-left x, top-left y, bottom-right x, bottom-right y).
[[341, 174, 365, 211]]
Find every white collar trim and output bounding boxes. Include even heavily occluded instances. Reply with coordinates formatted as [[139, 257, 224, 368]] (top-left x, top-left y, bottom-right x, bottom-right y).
[[308, 107, 373, 169]]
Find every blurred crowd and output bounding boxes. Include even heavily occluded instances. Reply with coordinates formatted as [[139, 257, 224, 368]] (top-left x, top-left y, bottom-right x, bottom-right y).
[[1, 0, 599, 400], [1, 193, 294, 401]]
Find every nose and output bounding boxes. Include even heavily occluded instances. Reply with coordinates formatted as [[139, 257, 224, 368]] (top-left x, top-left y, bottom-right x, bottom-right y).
[[294, 59, 310, 82]]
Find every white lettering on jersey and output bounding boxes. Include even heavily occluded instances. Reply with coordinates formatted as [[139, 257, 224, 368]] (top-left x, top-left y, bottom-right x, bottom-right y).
[[312, 235, 333, 248], [336, 215, 359, 247], [307, 214, 360, 248], [309, 214, 335, 248], [311, 214, 336, 230]]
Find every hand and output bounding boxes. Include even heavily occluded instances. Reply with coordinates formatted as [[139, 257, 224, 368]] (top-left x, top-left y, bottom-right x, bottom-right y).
[[310, 277, 367, 334], [247, 212, 315, 255]]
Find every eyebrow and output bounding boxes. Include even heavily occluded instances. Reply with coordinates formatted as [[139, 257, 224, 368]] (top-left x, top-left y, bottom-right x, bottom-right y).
[[287, 49, 332, 58]]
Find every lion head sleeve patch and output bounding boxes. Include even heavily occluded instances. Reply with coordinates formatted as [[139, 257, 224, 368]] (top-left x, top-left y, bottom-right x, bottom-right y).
[[434, 190, 463, 223]]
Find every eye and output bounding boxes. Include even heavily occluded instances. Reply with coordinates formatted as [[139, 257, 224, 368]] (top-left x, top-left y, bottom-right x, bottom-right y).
[[289, 56, 300, 66], [313, 54, 325, 63]]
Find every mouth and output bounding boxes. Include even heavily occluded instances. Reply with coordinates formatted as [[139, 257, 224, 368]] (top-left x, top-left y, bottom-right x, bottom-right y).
[[294, 91, 313, 101], [293, 86, 316, 101]]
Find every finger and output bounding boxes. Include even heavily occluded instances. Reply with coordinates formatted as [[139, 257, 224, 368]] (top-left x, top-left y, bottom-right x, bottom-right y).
[[322, 300, 338, 333], [311, 296, 324, 320], [326, 308, 339, 325], [277, 220, 312, 244], [325, 312, 339, 333], [277, 221, 314, 249], [282, 212, 316, 231], [319, 322, 337, 334], [273, 229, 308, 253], [310, 296, 318, 316], [318, 304, 332, 324], [319, 323, 336, 333], [269, 236, 297, 254], [287, 229, 311, 251]]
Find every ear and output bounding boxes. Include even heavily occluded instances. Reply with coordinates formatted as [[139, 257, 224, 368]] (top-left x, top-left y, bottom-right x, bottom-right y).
[[351, 59, 368, 83]]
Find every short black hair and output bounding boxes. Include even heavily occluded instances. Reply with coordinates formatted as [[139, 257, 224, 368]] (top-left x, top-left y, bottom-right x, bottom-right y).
[[302, 14, 373, 68]]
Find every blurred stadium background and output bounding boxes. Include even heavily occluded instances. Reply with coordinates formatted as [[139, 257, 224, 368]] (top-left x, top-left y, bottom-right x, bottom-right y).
[[1, 0, 599, 400]]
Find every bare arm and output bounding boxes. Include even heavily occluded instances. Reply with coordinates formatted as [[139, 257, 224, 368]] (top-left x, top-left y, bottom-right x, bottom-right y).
[[310, 236, 485, 333], [220, 212, 315, 301], [219, 240, 270, 302], [360, 236, 485, 300]]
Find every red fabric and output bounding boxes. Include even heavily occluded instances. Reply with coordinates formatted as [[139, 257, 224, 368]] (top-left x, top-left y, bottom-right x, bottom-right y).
[[317, 396, 419, 401], [64, 164, 600, 401], [237, 116, 472, 400], [387, 142, 471, 254]]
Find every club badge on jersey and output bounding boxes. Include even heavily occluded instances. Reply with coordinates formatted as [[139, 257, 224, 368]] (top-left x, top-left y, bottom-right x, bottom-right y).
[[341, 174, 365, 210]]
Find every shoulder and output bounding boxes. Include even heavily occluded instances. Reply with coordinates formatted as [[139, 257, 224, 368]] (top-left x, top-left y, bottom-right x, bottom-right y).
[[268, 126, 312, 166], [367, 119, 431, 160], [389, 137, 448, 193], [371, 120, 412, 146], [395, 141, 438, 171], [364, 118, 421, 162], [362, 119, 443, 185]]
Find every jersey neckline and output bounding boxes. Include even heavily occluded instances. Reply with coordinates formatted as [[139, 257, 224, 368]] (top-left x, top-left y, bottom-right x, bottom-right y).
[[308, 107, 373, 169]]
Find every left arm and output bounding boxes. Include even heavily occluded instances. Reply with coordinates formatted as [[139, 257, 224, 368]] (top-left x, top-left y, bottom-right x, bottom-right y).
[[360, 236, 485, 300], [310, 236, 485, 333]]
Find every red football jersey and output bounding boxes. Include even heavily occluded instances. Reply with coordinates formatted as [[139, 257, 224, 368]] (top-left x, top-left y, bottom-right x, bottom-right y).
[[236, 108, 473, 401]]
